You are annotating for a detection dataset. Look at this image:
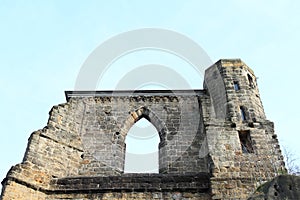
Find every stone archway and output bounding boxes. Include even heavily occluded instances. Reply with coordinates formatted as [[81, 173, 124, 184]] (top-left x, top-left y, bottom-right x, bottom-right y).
[[124, 118, 159, 173], [119, 106, 168, 173], [120, 106, 167, 143]]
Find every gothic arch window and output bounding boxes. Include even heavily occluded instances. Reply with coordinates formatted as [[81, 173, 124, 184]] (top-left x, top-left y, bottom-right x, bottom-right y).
[[124, 117, 160, 173]]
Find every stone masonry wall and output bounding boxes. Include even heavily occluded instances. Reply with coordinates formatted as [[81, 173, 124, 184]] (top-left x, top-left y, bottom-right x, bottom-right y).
[[69, 93, 208, 175], [48, 173, 210, 199], [1, 91, 209, 199], [1, 59, 286, 200], [1, 179, 46, 200], [217, 60, 266, 122], [204, 59, 285, 199], [1, 102, 85, 199]]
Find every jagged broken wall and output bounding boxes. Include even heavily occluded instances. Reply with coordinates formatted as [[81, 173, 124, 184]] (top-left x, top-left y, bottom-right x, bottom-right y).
[[1, 90, 209, 199]]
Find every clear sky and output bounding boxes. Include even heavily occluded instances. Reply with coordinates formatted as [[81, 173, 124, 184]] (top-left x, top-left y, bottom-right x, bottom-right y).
[[1, 0, 300, 186]]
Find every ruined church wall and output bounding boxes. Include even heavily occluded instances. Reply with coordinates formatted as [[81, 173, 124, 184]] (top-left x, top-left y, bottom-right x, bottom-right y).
[[71, 94, 208, 175], [1, 93, 210, 200], [1, 92, 210, 199], [1, 59, 287, 200]]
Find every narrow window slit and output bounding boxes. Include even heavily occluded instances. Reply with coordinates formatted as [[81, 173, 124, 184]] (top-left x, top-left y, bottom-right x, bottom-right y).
[[233, 81, 240, 91], [240, 106, 247, 121], [238, 130, 254, 154], [247, 74, 254, 88]]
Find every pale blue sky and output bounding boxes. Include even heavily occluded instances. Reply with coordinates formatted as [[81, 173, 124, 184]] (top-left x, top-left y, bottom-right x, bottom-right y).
[[1, 0, 300, 184]]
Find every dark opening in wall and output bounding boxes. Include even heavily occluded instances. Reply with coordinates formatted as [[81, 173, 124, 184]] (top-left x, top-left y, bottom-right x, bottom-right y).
[[247, 74, 254, 88], [233, 81, 240, 91], [238, 130, 254, 153], [240, 106, 247, 121]]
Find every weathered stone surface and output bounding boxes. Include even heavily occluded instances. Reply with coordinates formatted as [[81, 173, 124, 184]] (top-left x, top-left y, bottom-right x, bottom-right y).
[[52, 173, 210, 192], [0, 59, 287, 199], [248, 175, 300, 200]]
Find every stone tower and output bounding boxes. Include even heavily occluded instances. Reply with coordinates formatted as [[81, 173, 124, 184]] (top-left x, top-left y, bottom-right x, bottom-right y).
[[204, 60, 284, 198], [1, 59, 285, 200]]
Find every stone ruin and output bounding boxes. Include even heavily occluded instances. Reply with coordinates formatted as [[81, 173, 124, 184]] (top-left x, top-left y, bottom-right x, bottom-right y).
[[1, 59, 286, 199]]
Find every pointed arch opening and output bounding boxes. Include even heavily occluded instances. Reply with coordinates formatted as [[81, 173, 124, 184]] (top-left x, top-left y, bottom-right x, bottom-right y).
[[124, 117, 160, 173]]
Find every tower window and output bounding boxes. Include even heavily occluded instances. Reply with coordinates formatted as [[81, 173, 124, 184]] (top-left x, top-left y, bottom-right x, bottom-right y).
[[238, 130, 254, 153], [247, 74, 254, 88], [233, 81, 240, 91], [240, 106, 247, 121]]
